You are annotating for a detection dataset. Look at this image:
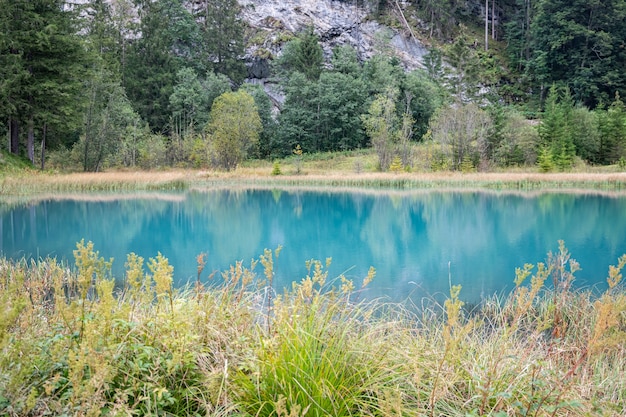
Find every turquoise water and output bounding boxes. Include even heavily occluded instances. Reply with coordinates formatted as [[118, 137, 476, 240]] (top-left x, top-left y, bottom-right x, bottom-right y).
[[2, 189, 626, 304]]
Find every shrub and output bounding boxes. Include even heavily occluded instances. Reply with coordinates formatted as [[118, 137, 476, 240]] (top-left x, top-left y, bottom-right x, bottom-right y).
[[271, 161, 282, 175]]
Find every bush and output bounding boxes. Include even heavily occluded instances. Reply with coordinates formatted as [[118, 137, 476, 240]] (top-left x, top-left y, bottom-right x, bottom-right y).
[[138, 134, 168, 169], [271, 161, 282, 175]]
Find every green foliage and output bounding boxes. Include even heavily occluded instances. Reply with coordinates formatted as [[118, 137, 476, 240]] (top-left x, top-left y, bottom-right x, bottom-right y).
[[402, 69, 446, 140], [361, 88, 399, 171], [389, 156, 403, 172], [137, 133, 168, 169], [443, 26, 482, 98], [0, 0, 88, 161], [570, 105, 601, 163], [234, 260, 389, 417], [538, 85, 576, 170], [169, 67, 209, 139], [0, 150, 32, 172], [2, 242, 626, 416], [271, 161, 282, 176], [596, 93, 626, 165], [240, 83, 277, 159], [275, 26, 323, 81], [123, 0, 202, 133], [206, 91, 262, 170], [194, 0, 246, 84], [459, 154, 475, 173], [537, 146, 555, 173], [362, 54, 404, 97], [528, 0, 626, 107], [316, 71, 369, 151], [331, 44, 361, 75], [492, 108, 539, 167], [276, 63, 369, 156], [79, 68, 140, 172], [428, 102, 493, 171], [168, 68, 232, 163]]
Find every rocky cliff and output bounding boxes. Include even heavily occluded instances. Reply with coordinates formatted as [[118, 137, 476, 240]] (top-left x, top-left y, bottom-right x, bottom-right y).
[[240, 0, 429, 80]]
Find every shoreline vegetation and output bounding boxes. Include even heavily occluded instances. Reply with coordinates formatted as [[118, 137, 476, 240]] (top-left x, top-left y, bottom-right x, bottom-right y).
[[1, 164, 626, 415], [1, 241, 625, 416], [2, 166, 626, 197]]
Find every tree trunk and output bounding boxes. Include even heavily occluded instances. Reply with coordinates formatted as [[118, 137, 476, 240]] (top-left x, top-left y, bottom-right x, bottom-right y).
[[27, 118, 35, 164], [492, 0, 495, 40], [485, 0, 489, 51], [9, 118, 19, 155], [40, 122, 47, 170]]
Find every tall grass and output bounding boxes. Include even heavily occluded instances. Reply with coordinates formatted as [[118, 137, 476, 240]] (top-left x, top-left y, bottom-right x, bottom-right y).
[[2, 167, 626, 196], [1, 242, 625, 416], [0, 171, 191, 195]]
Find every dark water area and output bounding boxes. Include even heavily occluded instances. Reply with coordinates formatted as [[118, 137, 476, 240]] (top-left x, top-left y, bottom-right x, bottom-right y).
[[2, 189, 626, 304]]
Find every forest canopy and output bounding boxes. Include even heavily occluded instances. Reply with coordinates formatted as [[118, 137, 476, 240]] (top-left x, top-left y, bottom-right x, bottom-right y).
[[1, 0, 625, 172]]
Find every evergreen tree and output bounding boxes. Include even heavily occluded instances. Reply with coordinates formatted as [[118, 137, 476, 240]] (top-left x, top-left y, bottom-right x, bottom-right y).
[[124, 0, 202, 133], [275, 72, 320, 155], [570, 105, 600, 164], [597, 93, 626, 164], [0, 0, 87, 163], [537, 85, 575, 170], [316, 71, 369, 151], [503, 0, 534, 73], [362, 54, 404, 98], [192, 0, 246, 84], [529, 0, 626, 107], [330, 45, 361, 76], [240, 83, 277, 159], [417, 0, 462, 39], [85, 0, 121, 74], [275, 27, 324, 81]]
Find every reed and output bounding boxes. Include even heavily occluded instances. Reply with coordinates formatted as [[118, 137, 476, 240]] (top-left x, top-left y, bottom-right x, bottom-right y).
[[1, 242, 625, 416], [3, 165, 626, 196], [0, 170, 192, 195]]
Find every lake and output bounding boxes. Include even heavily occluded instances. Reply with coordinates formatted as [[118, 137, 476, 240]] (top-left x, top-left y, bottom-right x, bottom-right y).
[[2, 188, 626, 304]]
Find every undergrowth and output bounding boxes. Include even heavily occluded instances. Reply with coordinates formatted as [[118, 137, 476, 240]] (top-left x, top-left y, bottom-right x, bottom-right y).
[[1, 241, 625, 416]]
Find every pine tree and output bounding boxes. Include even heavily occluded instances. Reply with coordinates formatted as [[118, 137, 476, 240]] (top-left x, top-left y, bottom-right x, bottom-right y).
[[275, 27, 324, 82], [598, 93, 626, 164], [0, 0, 87, 163], [192, 0, 246, 84], [124, 0, 202, 132], [530, 0, 626, 107]]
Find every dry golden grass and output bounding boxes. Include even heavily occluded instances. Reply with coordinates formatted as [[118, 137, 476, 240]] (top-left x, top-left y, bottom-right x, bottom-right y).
[[2, 162, 626, 196]]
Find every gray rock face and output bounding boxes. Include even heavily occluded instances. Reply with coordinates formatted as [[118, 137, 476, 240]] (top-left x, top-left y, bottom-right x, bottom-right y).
[[240, 0, 428, 78]]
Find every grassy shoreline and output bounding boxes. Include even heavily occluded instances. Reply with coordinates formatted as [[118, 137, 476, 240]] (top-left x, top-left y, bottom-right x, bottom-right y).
[[2, 160, 626, 415], [2, 168, 626, 196], [1, 243, 625, 416]]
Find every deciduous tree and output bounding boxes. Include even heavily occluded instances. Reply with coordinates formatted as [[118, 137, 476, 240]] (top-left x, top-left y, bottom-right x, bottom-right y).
[[361, 88, 400, 171], [428, 102, 493, 170], [206, 91, 262, 170]]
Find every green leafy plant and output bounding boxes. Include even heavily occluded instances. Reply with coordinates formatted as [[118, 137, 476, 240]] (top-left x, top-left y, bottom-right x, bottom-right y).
[[271, 161, 282, 175]]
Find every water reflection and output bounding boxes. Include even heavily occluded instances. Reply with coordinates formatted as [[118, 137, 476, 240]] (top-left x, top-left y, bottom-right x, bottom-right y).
[[2, 189, 626, 304]]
